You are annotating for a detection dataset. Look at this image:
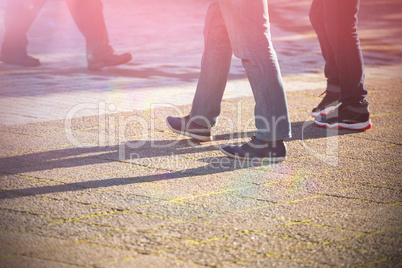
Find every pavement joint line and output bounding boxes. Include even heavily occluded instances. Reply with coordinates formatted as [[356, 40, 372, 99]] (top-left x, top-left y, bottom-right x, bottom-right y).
[[58, 210, 124, 225], [354, 225, 402, 239], [354, 182, 402, 192], [313, 176, 357, 185], [128, 210, 179, 221], [313, 159, 402, 176], [287, 225, 402, 255], [323, 192, 397, 205], [0, 134, 27, 141], [263, 174, 308, 185], [235, 195, 323, 214], [97, 256, 138, 268], [296, 141, 397, 160], [367, 177, 402, 188], [167, 184, 257, 202], [0, 207, 61, 221], [302, 222, 366, 235], [280, 237, 374, 263], [0, 255, 16, 261], [246, 200, 381, 229], [343, 134, 400, 145], [148, 231, 201, 244], [356, 256, 401, 267], [269, 256, 323, 267], [235, 254, 319, 268], [86, 237, 180, 258], [371, 111, 401, 117], [286, 92, 321, 98], [209, 235, 322, 265], [227, 193, 277, 204]]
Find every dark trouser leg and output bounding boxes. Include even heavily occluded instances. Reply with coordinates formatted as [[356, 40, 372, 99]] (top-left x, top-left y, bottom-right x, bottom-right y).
[[64, 0, 110, 59], [309, 0, 340, 93], [190, 0, 233, 127], [64, 0, 131, 69], [1, 0, 47, 55], [323, 0, 367, 106]]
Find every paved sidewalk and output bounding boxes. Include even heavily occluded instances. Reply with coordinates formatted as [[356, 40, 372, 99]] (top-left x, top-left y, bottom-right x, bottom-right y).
[[0, 0, 401, 267]]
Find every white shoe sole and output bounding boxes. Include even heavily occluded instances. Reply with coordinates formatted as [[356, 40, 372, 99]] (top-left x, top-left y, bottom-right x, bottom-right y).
[[311, 102, 342, 118], [314, 119, 372, 130]]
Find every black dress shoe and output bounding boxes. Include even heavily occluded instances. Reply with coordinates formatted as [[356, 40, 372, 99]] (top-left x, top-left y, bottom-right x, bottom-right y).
[[166, 115, 211, 141], [0, 52, 41, 67], [87, 51, 132, 70], [220, 136, 286, 163]]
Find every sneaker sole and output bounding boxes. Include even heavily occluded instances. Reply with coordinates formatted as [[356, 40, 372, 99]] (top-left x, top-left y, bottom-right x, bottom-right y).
[[166, 118, 211, 141], [314, 119, 372, 131], [311, 102, 342, 118], [219, 147, 286, 163]]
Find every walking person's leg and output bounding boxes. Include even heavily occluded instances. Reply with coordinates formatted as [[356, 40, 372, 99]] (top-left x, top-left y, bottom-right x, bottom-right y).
[[167, 0, 291, 162], [166, 0, 233, 142], [217, 0, 291, 162], [314, 0, 371, 130], [217, 0, 290, 142], [0, 0, 47, 67], [64, 0, 132, 70], [189, 0, 233, 128], [309, 0, 342, 117]]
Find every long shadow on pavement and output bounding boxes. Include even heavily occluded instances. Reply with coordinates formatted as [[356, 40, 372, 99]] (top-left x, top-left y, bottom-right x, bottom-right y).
[[0, 121, 358, 200]]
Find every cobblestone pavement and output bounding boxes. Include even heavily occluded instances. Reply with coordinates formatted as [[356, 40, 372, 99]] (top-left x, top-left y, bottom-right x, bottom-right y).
[[0, 0, 401, 267]]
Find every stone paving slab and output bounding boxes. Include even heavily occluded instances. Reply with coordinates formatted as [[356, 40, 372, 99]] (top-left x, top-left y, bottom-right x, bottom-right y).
[[0, 0, 402, 267]]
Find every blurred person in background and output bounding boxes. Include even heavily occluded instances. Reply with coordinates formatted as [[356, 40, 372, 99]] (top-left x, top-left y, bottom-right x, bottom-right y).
[[309, 0, 371, 130], [0, 0, 131, 70]]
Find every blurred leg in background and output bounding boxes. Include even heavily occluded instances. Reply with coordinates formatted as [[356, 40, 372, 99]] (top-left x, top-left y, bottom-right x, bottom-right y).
[[310, 0, 371, 130], [0, 0, 47, 67], [65, 0, 132, 70], [0, 0, 132, 70]]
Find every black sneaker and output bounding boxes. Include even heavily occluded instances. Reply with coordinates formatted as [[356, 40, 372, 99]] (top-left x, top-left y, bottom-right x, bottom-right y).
[[166, 115, 211, 141], [0, 52, 41, 67], [314, 104, 372, 130], [311, 91, 341, 118], [220, 136, 286, 163], [87, 51, 132, 71]]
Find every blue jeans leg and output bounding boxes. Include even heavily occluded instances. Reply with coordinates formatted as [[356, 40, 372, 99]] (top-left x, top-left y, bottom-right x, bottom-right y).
[[190, 0, 233, 128], [191, 0, 291, 141], [1, 0, 47, 55], [310, 0, 367, 106]]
